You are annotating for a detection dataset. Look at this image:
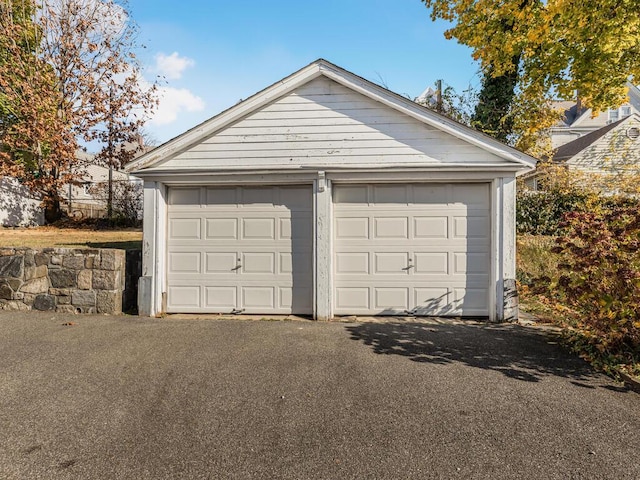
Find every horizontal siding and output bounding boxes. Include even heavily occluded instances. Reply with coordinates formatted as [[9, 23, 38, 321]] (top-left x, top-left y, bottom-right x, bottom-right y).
[[159, 77, 510, 170], [568, 118, 640, 173]]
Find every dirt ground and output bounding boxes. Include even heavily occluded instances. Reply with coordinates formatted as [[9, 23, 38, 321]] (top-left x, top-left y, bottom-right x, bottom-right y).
[[0, 226, 142, 249]]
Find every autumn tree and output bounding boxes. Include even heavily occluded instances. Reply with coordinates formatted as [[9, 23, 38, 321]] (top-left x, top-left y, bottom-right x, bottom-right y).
[[0, 0, 156, 222], [421, 0, 640, 153], [0, 0, 77, 222]]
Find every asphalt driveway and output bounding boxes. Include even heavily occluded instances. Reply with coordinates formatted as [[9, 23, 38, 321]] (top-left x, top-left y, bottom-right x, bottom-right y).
[[0, 312, 638, 480]]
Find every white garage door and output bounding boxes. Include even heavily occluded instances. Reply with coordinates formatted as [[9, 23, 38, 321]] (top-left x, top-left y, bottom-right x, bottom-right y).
[[333, 183, 491, 316], [166, 186, 313, 314]]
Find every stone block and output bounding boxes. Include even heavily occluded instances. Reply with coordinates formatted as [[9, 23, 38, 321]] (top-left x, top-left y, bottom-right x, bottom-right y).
[[50, 255, 62, 266], [35, 253, 50, 266], [99, 250, 125, 271], [49, 288, 71, 296], [23, 294, 35, 306], [33, 294, 55, 311], [24, 265, 48, 281], [7, 278, 22, 291], [96, 290, 122, 314], [93, 270, 120, 291], [0, 256, 24, 278], [1, 300, 30, 311], [0, 282, 13, 300], [77, 270, 92, 290], [24, 251, 35, 268], [72, 290, 96, 307], [85, 256, 95, 269], [19, 276, 49, 294], [56, 305, 77, 314], [0, 249, 16, 256], [49, 269, 76, 288], [57, 295, 71, 305], [63, 255, 85, 270]]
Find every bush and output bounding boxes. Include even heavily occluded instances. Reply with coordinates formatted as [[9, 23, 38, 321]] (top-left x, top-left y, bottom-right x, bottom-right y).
[[546, 206, 640, 372], [516, 190, 590, 235]]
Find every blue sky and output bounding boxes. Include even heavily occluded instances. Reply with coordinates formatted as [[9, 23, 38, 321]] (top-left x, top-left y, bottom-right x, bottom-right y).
[[129, 0, 480, 144]]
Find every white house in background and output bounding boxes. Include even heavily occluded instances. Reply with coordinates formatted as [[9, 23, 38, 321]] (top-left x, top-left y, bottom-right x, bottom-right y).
[[524, 114, 640, 191], [0, 177, 44, 226], [0, 151, 138, 226], [66, 151, 134, 219], [550, 82, 640, 149], [127, 59, 536, 321]]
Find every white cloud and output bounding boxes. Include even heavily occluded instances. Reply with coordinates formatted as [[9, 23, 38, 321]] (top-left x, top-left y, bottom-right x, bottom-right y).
[[155, 52, 196, 80], [150, 86, 205, 126]]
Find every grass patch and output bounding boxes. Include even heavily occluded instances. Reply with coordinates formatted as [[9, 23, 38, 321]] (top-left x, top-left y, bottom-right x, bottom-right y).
[[0, 226, 142, 250]]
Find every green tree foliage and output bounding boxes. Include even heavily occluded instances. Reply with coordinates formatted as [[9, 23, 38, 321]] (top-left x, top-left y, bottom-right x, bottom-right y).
[[471, 65, 518, 143], [421, 0, 640, 152]]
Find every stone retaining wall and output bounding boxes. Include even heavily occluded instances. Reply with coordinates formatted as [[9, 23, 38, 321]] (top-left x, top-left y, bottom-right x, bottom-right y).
[[0, 248, 128, 314]]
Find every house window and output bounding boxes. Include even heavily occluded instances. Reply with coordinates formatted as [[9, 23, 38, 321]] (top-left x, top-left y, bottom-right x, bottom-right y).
[[621, 106, 632, 117], [82, 183, 92, 196], [609, 108, 620, 123]]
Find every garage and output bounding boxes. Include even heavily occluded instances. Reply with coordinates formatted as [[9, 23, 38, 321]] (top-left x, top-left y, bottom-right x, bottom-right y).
[[166, 185, 313, 314], [127, 59, 536, 321], [333, 183, 490, 316]]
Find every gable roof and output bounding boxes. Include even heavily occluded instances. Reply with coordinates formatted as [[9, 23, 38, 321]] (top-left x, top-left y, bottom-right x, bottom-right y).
[[553, 114, 639, 162], [127, 59, 536, 173], [552, 82, 640, 129]]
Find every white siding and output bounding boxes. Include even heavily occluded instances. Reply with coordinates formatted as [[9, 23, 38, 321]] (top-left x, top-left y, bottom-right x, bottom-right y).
[[157, 77, 513, 170], [568, 117, 640, 174]]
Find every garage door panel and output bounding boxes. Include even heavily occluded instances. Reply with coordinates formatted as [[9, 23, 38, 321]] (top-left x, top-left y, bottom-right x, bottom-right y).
[[334, 185, 368, 204], [169, 187, 201, 206], [451, 184, 490, 208], [374, 252, 410, 274], [205, 218, 238, 239], [453, 216, 490, 239], [205, 286, 237, 309], [169, 252, 201, 274], [373, 184, 408, 204], [374, 288, 409, 311], [281, 187, 313, 210], [280, 287, 312, 310], [453, 252, 489, 275], [169, 218, 201, 240], [242, 252, 275, 274], [374, 217, 408, 239], [241, 187, 276, 206], [280, 215, 313, 240], [335, 252, 370, 275], [413, 288, 451, 315], [413, 184, 448, 204], [414, 216, 448, 238], [334, 183, 490, 316], [167, 186, 312, 314], [241, 286, 275, 310], [279, 252, 312, 275], [335, 217, 369, 239], [206, 187, 237, 206], [167, 286, 201, 309], [414, 252, 448, 275], [453, 288, 489, 314], [205, 252, 239, 273], [242, 218, 275, 239], [336, 287, 370, 310]]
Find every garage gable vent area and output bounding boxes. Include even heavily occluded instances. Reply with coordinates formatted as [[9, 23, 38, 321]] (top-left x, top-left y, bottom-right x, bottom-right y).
[[128, 59, 537, 321]]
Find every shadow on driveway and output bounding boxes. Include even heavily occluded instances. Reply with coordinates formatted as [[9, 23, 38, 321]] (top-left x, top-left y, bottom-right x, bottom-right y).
[[346, 321, 601, 384]]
